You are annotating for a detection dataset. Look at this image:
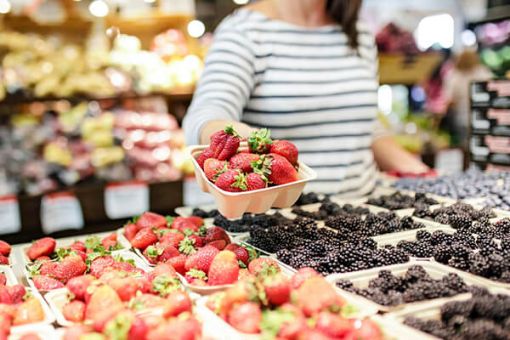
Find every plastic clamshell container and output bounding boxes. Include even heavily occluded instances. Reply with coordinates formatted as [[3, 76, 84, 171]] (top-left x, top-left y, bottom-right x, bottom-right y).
[[188, 145, 317, 219], [9, 288, 55, 333], [18, 231, 130, 267], [24, 250, 150, 294], [0, 265, 18, 285], [45, 288, 74, 327], [326, 261, 497, 314]]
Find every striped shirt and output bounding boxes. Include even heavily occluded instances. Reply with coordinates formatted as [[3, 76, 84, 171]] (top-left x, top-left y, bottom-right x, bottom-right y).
[[184, 9, 381, 195]]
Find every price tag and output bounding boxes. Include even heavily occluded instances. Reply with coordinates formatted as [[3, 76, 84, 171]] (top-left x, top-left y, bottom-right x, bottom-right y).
[[0, 195, 21, 235], [41, 192, 84, 234], [105, 181, 149, 219]]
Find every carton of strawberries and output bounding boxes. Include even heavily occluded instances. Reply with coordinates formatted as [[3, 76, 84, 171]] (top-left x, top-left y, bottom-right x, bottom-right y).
[[190, 127, 316, 218]]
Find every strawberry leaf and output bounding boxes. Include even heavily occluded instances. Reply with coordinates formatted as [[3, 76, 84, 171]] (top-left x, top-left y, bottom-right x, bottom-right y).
[[104, 313, 132, 340], [26, 262, 42, 276], [186, 269, 208, 280], [84, 236, 101, 251], [129, 215, 140, 224], [178, 237, 196, 255], [260, 309, 294, 340], [183, 229, 194, 237], [113, 255, 135, 266], [54, 248, 74, 261], [248, 128, 272, 153], [152, 276, 182, 297], [238, 260, 247, 269], [245, 245, 259, 262], [197, 226, 207, 237], [224, 125, 240, 137], [165, 216, 174, 226], [232, 172, 247, 191], [145, 245, 163, 259]]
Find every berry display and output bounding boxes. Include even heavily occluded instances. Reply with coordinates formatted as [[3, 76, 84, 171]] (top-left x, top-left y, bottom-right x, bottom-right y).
[[294, 192, 326, 206], [394, 224, 510, 283], [413, 202, 495, 228], [404, 292, 510, 339], [213, 211, 293, 233], [394, 168, 510, 210], [337, 265, 470, 306], [367, 192, 438, 210]]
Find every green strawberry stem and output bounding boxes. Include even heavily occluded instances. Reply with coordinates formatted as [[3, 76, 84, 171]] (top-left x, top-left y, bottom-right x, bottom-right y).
[[248, 128, 272, 153], [224, 125, 240, 137]]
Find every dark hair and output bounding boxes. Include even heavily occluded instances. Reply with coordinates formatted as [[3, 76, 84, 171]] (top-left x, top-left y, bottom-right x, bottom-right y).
[[326, 0, 362, 49]]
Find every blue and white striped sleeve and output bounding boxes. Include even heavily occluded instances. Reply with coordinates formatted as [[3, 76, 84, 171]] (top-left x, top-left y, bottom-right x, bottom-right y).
[[183, 20, 257, 145]]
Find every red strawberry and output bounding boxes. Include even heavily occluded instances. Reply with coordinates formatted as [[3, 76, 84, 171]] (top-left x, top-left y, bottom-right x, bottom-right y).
[[149, 263, 178, 282], [204, 227, 230, 250], [246, 173, 267, 191], [316, 312, 352, 338], [204, 158, 227, 182], [295, 276, 344, 317], [0, 287, 11, 304], [163, 290, 192, 317], [160, 232, 185, 249], [13, 297, 44, 325], [147, 318, 201, 340], [18, 334, 40, 340], [276, 304, 307, 339], [63, 300, 86, 322], [27, 237, 56, 261], [89, 256, 116, 278], [66, 275, 96, 301], [196, 147, 215, 169], [238, 268, 255, 281], [85, 285, 123, 331], [209, 125, 241, 160], [101, 233, 118, 250], [124, 223, 139, 241], [0, 274, 5, 286], [215, 169, 246, 192], [248, 128, 272, 154], [6, 285, 26, 304], [225, 244, 253, 266], [227, 302, 261, 334], [109, 276, 142, 302], [171, 217, 199, 234], [263, 273, 291, 306], [350, 319, 382, 340], [129, 316, 149, 340], [62, 325, 90, 340], [32, 275, 64, 290], [136, 212, 167, 229], [248, 258, 280, 277], [0, 313, 11, 338], [131, 228, 158, 250], [52, 255, 87, 283], [270, 140, 298, 165], [254, 154, 298, 185], [184, 245, 219, 273], [113, 261, 137, 273], [291, 267, 319, 289], [143, 245, 162, 265], [158, 244, 180, 262], [39, 261, 58, 276], [0, 257, 8, 266], [229, 153, 260, 173], [167, 255, 186, 275], [208, 250, 239, 286], [185, 269, 208, 285], [70, 241, 86, 253], [35, 256, 50, 262], [187, 216, 204, 227], [0, 241, 10, 257]]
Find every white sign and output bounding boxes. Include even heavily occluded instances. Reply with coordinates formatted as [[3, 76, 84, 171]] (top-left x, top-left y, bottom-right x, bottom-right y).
[[105, 181, 149, 219], [0, 195, 21, 235], [41, 192, 84, 234]]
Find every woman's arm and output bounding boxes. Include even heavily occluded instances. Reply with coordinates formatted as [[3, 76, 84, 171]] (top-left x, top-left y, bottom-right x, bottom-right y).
[[372, 136, 430, 173], [183, 18, 257, 146]]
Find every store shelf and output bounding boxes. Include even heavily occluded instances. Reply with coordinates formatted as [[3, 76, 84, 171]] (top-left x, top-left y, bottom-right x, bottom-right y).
[[379, 52, 443, 85]]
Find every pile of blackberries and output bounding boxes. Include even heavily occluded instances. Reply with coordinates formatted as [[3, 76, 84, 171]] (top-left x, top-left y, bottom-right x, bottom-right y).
[[413, 202, 495, 228], [394, 168, 510, 210], [396, 228, 510, 283], [294, 192, 327, 206], [325, 211, 424, 240], [191, 207, 220, 218], [336, 265, 470, 306], [292, 201, 369, 220], [404, 290, 510, 339], [276, 239, 409, 275], [367, 192, 438, 210], [213, 211, 293, 233]]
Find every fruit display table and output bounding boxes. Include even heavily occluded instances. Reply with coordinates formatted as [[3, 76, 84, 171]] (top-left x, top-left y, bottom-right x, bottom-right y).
[[0, 171, 509, 339]]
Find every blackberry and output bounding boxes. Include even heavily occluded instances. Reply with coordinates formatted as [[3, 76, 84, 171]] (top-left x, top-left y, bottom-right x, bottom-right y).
[[459, 320, 508, 340], [434, 244, 453, 263], [448, 256, 470, 270], [416, 230, 432, 241], [440, 300, 475, 322], [472, 295, 510, 321], [294, 192, 322, 206], [403, 317, 453, 339], [430, 230, 453, 245], [403, 265, 430, 283], [441, 273, 468, 292], [435, 213, 451, 224], [449, 214, 473, 229], [191, 208, 219, 218]]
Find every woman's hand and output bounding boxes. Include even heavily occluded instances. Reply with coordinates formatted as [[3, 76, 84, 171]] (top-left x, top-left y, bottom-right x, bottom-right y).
[[372, 136, 430, 174]]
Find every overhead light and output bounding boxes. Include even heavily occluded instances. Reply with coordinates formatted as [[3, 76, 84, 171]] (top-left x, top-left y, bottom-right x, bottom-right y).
[[233, 0, 249, 4], [0, 0, 11, 14], [89, 0, 109, 18], [414, 13, 454, 50], [461, 29, 477, 47], [187, 20, 205, 38], [144, 0, 156, 3]]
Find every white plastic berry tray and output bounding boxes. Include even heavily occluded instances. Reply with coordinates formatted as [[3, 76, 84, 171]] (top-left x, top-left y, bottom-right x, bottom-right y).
[[188, 144, 317, 219], [384, 286, 510, 339], [9, 324, 57, 340], [24, 250, 150, 294], [9, 288, 55, 333], [326, 261, 496, 314], [373, 226, 455, 250], [0, 265, 18, 285], [17, 231, 130, 267]]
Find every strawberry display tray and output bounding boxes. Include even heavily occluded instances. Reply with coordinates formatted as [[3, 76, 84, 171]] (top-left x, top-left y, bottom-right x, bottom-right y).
[[188, 145, 317, 219], [17, 231, 130, 268], [0, 265, 18, 286], [10, 324, 57, 340], [23, 250, 150, 294], [10, 288, 55, 333], [326, 261, 497, 314]]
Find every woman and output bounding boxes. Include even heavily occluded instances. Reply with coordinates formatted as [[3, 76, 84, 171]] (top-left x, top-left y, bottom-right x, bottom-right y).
[[184, 0, 428, 195]]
